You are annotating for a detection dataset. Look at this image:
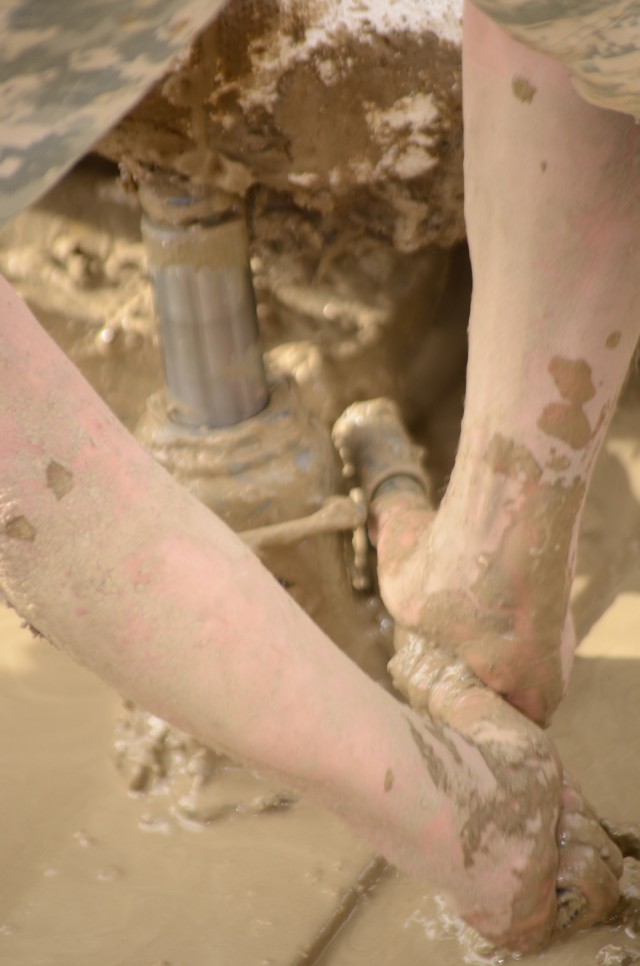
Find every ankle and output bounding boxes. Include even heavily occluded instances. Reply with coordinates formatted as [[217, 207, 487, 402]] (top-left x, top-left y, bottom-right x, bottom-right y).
[[438, 424, 585, 589]]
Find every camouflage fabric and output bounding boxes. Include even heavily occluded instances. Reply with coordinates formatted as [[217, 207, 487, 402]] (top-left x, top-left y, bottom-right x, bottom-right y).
[[475, 1, 640, 117], [0, 0, 228, 228]]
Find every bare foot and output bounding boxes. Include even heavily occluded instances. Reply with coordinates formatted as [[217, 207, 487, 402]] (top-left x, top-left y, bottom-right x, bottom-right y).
[[374, 483, 575, 726], [393, 636, 622, 950], [555, 771, 624, 936], [333, 398, 575, 726]]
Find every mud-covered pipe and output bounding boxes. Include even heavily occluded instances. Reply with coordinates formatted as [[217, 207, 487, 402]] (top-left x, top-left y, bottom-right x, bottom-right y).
[[141, 212, 268, 429], [332, 398, 431, 504]]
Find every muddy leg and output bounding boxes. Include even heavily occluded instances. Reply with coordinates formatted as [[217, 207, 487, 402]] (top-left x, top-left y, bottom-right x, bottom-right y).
[[371, 3, 640, 726], [389, 638, 623, 944], [0, 275, 617, 951]]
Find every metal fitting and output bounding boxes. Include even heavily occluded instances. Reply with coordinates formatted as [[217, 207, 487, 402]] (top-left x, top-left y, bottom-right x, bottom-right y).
[[142, 203, 268, 429]]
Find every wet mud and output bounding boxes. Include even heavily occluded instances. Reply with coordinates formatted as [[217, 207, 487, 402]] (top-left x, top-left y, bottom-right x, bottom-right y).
[[512, 76, 537, 104], [538, 356, 601, 451], [4, 516, 37, 543], [98, 1, 465, 253], [1, 164, 640, 965], [45, 461, 74, 501]]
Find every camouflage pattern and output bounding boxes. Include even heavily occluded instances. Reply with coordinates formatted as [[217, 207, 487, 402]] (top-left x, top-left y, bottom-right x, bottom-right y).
[[0, 0, 228, 228], [475, 1, 640, 118]]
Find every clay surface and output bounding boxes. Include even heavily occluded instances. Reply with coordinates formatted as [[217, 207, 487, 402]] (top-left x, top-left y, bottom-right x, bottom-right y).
[[98, 0, 466, 288]]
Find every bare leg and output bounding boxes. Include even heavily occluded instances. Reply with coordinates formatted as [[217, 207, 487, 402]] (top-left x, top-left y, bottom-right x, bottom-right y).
[[0, 275, 620, 950], [375, 1, 640, 726]]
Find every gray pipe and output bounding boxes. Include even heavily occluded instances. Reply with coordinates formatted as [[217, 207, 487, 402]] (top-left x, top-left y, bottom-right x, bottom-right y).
[[142, 212, 268, 429]]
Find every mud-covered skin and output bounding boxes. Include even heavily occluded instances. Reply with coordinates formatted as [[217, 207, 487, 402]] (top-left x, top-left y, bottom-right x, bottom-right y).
[[537, 357, 607, 451], [367, 2, 640, 730], [0, 271, 623, 953], [371, 420, 591, 726], [334, 398, 581, 725], [475, 0, 640, 117], [389, 638, 622, 946]]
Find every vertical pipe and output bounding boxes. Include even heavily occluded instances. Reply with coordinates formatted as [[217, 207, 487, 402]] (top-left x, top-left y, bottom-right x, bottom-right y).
[[142, 206, 268, 429]]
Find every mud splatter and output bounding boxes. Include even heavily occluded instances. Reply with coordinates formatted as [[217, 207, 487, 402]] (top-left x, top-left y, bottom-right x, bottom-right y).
[[435, 431, 589, 721], [539, 405, 592, 449], [538, 356, 596, 450], [21, 620, 43, 639], [4, 516, 36, 542], [548, 357, 595, 405], [407, 719, 462, 795], [46, 460, 74, 501], [486, 433, 541, 482], [512, 76, 537, 103], [459, 736, 551, 872], [606, 331, 621, 349], [547, 453, 571, 473]]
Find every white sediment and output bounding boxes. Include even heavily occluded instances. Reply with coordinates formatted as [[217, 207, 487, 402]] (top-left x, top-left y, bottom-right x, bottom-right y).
[[279, 0, 463, 47], [238, 0, 463, 112]]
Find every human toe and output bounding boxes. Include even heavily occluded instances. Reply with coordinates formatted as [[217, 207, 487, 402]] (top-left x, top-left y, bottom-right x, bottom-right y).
[[557, 810, 624, 880], [555, 842, 620, 934]]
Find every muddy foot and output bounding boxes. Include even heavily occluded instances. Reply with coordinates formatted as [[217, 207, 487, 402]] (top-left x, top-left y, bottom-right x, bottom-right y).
[[333, 398, 575, 725], [392, 635, 623, 949]]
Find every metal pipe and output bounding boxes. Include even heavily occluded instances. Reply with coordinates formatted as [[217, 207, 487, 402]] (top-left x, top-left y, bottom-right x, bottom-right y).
[[141, 207, 268, 429]]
